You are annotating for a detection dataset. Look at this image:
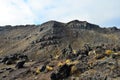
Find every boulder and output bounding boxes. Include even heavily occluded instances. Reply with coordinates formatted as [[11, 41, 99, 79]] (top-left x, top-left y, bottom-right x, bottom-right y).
[[15, 60, 26, 69], [1, 56, 9, 63], [8, 54, 17, 61], [50, 64, 72, 80], [50, 73, 58, 80], [0, 53, 28, 65], [83, 44, 92, 52], [57, 64, 71, 78], [40, 65, 46, 72], [17, 54, 28, 61], [5, 59, 14, 65], [0, 70, 4, 73]]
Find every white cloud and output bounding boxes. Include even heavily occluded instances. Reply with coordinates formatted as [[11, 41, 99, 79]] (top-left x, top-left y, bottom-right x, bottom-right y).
[[0, 0, 120, 27], [0, 0, 36, 25]]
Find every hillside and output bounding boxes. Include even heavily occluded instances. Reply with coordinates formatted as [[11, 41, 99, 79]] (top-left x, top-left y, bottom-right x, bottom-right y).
[[0, 20, 120, 59], [0, 20, 120, 80]]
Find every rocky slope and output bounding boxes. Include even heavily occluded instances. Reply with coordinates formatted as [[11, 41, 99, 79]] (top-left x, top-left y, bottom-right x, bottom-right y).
[[0, 20, 120, 80], [0, 20, 120, 59]]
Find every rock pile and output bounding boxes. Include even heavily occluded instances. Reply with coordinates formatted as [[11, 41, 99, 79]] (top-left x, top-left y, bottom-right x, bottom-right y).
[[49, 44, 120, 80], [0, 53, 28, 68]]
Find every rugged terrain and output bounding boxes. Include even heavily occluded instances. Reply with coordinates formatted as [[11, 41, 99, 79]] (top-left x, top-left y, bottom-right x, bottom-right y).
[[0, 20, 120, 80]]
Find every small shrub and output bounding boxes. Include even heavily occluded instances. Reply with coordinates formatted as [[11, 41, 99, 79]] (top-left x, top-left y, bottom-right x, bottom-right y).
[[46, 66, 53, 71], [57, 62, 64, 67], [65, 59, 71, 65], [36, 67, 40, 74], [105, 50, 113, 55], [73, 50, 77, 54]]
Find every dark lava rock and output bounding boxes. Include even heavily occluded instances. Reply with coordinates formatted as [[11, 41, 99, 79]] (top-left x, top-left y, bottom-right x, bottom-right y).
[[51, 64, 72, 80], [0, 53, 28, 65], [5, 59, 14, 65], [2, 75, 7, 78], [50, 73, 57, 80], [17, 54, 28, 61], [83, 44, 92, 53], [40, 65, 46, 72], [1, 56, 9, 63], [5, 67, 12, 70], [8, 54, 17, 61], [15, 60, 26, 69], [57, 64, 72, 78], [76, 50, 88, 60], [0, 70, 4, 73]]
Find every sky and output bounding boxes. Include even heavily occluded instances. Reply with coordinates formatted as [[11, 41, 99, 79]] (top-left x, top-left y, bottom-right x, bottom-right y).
[[0, 0, 120, 27]]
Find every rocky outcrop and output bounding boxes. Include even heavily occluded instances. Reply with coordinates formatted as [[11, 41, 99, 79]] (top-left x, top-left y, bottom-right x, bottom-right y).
[[0, 53, 28, 65], [66, 20, 100, 30]]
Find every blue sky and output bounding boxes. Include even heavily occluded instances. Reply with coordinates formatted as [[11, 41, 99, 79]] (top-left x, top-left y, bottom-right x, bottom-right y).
[[0, 0, 120, 28]]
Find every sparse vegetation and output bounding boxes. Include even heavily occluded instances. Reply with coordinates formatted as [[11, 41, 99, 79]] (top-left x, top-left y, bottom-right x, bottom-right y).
[[105, 50, 113, 55], [0, 20, 120, 80]]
